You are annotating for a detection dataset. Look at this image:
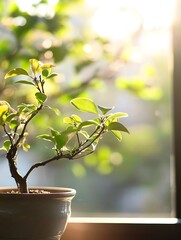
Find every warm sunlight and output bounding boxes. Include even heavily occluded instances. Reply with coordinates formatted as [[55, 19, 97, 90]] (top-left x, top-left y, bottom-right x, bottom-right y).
[[16, 0, 176, 41], [86, 0, 176, 40]]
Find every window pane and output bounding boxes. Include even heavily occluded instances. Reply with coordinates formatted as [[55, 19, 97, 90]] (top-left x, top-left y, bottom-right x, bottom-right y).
[[41, 0, 174, 217], [0, 0, 176, 217]]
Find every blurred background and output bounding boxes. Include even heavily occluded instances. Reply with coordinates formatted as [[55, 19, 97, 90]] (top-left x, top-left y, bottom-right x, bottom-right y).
[[0, 0, 175, 217]]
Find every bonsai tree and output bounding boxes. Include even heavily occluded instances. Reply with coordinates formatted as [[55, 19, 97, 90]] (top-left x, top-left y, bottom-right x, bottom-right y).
[[0, 59, 129, 193]]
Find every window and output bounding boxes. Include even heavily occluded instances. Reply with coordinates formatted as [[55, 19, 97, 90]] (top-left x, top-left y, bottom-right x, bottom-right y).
[[62, 1, 181, 239], [0, 1, 180, 236], [48, 0, 174, 218]]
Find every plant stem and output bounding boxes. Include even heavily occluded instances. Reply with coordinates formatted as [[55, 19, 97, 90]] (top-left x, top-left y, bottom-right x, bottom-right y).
[[6, 145, 28, 193], [15, 105, 43, 148], [24, 125, 106, 180], [24, 153, 68, 180], [71, 125, 105, 157], [6, 103, 44, 193]]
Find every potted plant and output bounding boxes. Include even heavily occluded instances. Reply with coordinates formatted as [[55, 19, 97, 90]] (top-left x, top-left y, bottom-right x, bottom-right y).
[[0, 59, 129, 239]]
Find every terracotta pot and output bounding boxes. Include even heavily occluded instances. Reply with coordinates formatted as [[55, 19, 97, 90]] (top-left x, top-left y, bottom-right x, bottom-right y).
[[0, 187, 76, 240]]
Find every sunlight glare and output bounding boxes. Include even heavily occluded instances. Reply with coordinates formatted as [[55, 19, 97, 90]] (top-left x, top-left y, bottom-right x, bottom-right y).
[[86, 0, 176, 40], [15, 0, 58, 12]]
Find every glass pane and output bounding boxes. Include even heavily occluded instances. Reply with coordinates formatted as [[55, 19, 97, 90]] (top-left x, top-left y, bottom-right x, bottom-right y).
[[0, 0, 176, 217]]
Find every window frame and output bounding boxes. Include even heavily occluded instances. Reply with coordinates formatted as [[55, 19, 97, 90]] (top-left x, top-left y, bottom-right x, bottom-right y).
[[62, 1, 181, 239], [173, 0, 181, 219]]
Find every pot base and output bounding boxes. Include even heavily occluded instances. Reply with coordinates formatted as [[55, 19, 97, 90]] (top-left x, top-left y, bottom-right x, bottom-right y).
[[0, 187, 76, 240]]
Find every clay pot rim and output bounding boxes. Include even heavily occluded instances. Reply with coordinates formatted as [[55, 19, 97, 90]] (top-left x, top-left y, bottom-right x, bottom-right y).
[[0, 186, 76, 199]]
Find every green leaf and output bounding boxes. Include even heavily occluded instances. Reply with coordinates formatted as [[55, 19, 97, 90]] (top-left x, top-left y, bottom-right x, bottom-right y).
[[79, 130, 89, 139], [37, 134, 54, 142], [54, 133, 68, 149], [46, 73, 58, 79], [18, 103, 36, 113], [71, 114, 82, 123], [42, 69, 50, 78], [51, 128, 59, 137], [5, 68, 29, 79], [107, 122, 129, 134], [107, 112, 128, 121], [71, 97, 98, 114], [5, 113, 17, 122], [40, 63, 55, 69], [51, 107, 60, 115], [111, 130, 122, 141], [9, 119, 19, 129], [0, 105, 9, 117], [35, 92, 47, 104], [45, 106, 61, 115], [78, 120, 100, 130], [16, 80, 35, 86], [98, 105, 114, 115], [29, 59, 39, 75], [93, 118, 101, 125], [62, 126, 77, 135], [50, 128, 69, 148], [22, 143, 30, 152], [63, 117, 74, 125], [64, 115, 82, 126], [0, 140, 11, 151]]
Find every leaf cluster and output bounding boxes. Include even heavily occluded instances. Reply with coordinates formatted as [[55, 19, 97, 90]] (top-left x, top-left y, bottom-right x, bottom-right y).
[[0, 59, 129, 189]]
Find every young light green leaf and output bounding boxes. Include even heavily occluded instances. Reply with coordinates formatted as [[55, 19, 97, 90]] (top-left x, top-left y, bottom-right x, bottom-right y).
[[79, 130, 89, 139], [71, 97, 98, 114], [22, 143, 30, 152], [107, 122, 129, 134], [5, 68, 29, 79], [40, 63, 55, 69], [78, 120, 100, 130], [107, 112, 128, 121], [63, 117, 74, 125], [71, 114, 82, 123], [93, 117, 101, 125], [51, 128, 59, 137], [18, 103, 36, 113], [45, 106, 61, 115], [46, 73, 58, 79], [0, 105, 9, 117], [9, 119, 19, 129], [5, 113, 17, 122], [37, 134, 54, 142], [29, 59, 39, 75], [98, 105, 114, 115], [64, 115, 82, 125], [0, 140, 11, 152], [35, 92, 47, 104], [51, 107, 60, 115], [111, 130, 122, 141], [16, 80, 35, 86]]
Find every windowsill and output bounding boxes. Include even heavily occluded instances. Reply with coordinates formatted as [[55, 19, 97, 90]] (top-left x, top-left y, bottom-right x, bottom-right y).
[[69, 217, 178, 224], [62, 217, 181, 240]]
